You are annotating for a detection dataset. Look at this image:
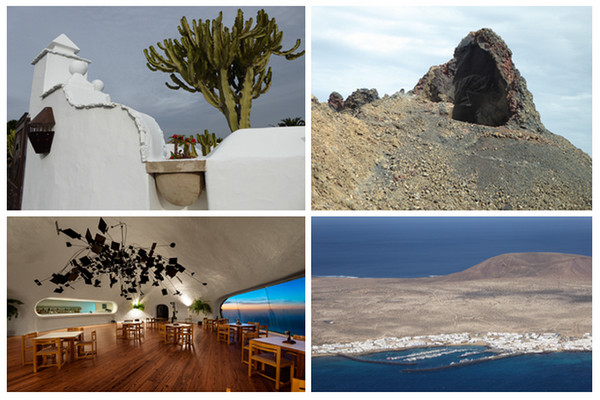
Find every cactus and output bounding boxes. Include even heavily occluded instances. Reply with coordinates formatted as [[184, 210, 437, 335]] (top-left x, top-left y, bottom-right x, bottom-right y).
[[168, 134, 198, 159], [197, 129, 223, 156], [144, 9, 304, 132]]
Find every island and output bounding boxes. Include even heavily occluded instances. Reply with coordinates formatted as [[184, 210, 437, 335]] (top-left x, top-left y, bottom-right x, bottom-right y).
[[312, 253, 592, 360]]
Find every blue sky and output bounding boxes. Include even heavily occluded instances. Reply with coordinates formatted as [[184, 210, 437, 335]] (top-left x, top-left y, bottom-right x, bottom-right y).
[[312, 6, 592, 155], [6, 6, 305, 140], [223, 277, 305, 306], [312, 217, 592, 278]]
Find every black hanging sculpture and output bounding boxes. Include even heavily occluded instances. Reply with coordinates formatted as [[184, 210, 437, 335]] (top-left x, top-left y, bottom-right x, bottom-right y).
[[35, 218, 207, 300]]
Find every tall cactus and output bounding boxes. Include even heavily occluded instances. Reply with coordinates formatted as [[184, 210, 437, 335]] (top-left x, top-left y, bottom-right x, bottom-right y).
[[197, 129, 223, 156], [144, 9, 304, 132]]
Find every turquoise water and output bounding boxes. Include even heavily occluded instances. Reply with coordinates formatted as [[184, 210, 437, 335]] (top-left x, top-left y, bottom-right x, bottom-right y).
[[312, 346, 592, 391]]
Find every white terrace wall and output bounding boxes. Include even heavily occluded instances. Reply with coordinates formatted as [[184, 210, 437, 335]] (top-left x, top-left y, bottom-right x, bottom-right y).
[[22, 34, 303, 210]]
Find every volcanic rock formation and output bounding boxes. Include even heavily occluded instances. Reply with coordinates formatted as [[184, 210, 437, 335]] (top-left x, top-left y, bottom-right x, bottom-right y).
[[328, 88, 379, 112], [311, 28, 591, 210], [413, 28, 543, 131]]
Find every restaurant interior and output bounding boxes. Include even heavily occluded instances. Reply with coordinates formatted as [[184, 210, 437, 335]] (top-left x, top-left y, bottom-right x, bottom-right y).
[[6, 216, 305, 392]]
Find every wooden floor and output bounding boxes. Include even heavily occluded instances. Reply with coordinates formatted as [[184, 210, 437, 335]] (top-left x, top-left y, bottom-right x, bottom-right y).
[[6, 323, 286, 392]]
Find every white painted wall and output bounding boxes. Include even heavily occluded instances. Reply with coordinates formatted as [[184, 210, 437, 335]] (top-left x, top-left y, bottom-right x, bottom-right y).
[[22, 34, 304, 210], [205, 126, 305, 210]]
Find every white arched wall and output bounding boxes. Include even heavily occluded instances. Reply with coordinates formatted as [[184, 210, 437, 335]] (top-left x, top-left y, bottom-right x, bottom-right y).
[[21, 34, 304, 211]]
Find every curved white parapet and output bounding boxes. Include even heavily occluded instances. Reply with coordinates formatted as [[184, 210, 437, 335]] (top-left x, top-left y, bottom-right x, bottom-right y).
[[204, 127, 305, 210], [22, 33, 169, 210]]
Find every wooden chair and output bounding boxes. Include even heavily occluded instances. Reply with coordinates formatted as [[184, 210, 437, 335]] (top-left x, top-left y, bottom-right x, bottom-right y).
[[126, 323, 142, 340], [146, 317, 155, 330], [257, 324, 269, 337], [32, 337, 68, 373], [241, 331, 259, 365], [75, 330, 97, 359], [248, 322, 269, 337], [67, 327, 85, 342], [115, 322, 125, 338], [248, 341, 294, 390], [291, 378, 306, 392], [217, 323, 235, 345], [165, 325, 177, 344], [178, 325, 194, 347], [158, 323, 167, 343], [133, 319, 144, 338], [21, 332, 37, 366], [212, 318, 228, 332]]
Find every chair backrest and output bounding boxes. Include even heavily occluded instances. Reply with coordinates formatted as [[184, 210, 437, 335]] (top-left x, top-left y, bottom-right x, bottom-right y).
[[22, 332, 37, 345], [251, 341, 281, 357], [21, 332, 38, 365], [33, 337, 61, 350], [259, 324, 269, 336], [292, 335, 305, 341], [242, 331, 259, 347], [67, 327, 84, 340]]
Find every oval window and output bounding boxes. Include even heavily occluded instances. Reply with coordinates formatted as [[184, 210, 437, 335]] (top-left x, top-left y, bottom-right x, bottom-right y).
[[34, 297, 118, 317]]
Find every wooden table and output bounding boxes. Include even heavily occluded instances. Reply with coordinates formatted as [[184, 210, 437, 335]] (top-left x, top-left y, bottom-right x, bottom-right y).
[[226, 323, 257, 344], [35, 331, 83, 362], [249, 336, 305, 378], [121, 321, 143, 339], [164, 323, 192, 344]]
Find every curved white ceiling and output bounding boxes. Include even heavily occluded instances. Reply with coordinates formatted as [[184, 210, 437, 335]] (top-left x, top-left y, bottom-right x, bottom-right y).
[[7, 216, 305, 308]]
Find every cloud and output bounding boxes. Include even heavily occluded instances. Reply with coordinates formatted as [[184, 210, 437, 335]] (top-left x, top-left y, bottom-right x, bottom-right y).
[[7, 6, 305, 140], [311, 6, 592, 155]]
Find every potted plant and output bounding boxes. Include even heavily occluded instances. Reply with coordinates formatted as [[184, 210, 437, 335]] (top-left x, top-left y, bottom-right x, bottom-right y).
[[188, 299, 212, 325], [132, 301, 145, 311], [8, 298, 23, 320]]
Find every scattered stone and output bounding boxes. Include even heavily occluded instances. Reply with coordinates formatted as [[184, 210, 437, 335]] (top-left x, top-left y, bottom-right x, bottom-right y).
[[328, 91, 345, 111], [344, 88, 380, 110]]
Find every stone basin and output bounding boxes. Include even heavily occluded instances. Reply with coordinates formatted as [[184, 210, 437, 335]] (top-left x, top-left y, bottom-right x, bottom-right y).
[[145, 160, 207, 207]]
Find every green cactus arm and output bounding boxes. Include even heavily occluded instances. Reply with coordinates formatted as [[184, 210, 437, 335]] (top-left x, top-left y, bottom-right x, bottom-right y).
[[143, 9, 304, 133]]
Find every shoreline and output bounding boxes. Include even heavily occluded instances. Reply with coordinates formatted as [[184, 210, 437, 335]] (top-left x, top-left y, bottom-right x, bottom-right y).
[[312, 331, 592, 358]]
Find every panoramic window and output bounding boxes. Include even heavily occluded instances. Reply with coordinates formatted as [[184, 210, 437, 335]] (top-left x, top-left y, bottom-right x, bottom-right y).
[[35, 297, 117, 317], [221, 277, 305, 336]]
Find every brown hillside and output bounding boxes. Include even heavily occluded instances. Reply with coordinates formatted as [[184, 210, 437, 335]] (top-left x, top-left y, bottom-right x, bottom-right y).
[[437, 252, 591, 283], [312, 252, 592, 345], [311, 28, 591, 210]]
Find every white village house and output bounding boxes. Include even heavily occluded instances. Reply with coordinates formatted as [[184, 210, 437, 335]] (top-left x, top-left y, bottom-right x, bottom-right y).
[[14, 34, 304, 210]]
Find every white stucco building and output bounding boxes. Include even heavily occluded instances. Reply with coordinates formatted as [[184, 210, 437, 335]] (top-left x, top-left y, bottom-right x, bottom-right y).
[[18, 34, 305, 210]]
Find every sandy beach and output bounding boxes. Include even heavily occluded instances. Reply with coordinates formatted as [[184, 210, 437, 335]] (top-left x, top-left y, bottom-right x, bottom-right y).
[[312, 255, 592, 348]]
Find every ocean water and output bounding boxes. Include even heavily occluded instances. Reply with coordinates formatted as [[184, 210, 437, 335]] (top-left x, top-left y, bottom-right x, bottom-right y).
[[221, 308, 305, 336], [312, 217, 592, 278], [312, 346, 592, 391]]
